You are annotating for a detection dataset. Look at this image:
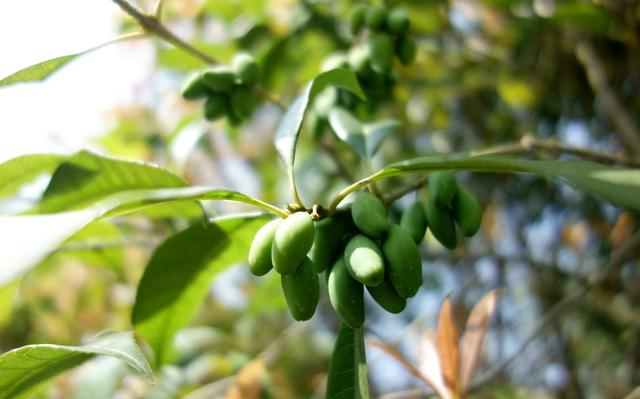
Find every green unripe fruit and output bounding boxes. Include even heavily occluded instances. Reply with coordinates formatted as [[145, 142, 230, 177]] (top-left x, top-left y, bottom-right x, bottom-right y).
[[351, 191, 389, 238], [365, 4, 387, 31], [181, 72, 209, 100], [452, 186, 483, 237], [232, 53, 260, 86], [272, 212, 315, 275], [281, 257, 319, 321], [426, 196, 458, 249], [429, 171, 458, 207], [349, 4, 367, 36], [231, 86, 256, 119], [204, 94, 230, 121], [308, 212, 356, 273], [248, 219, 280, 276], [382, 224, 423, 298], [344, 235, 385, 287], [386, 8, 410, 34], [367, 33, 394, 74], [202, 66, 236, 93], [327, 258, 365, 329], [396, 34, 417, 65], [400, 201, 428, 243], [366, 276, 406, 314]]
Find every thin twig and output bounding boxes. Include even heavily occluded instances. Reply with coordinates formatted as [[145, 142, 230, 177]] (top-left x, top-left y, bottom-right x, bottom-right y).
[[110, 0, 286, 110]]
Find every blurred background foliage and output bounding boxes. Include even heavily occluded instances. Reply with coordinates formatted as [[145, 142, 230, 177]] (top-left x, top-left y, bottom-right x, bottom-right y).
[[1, 0, 640, 398]]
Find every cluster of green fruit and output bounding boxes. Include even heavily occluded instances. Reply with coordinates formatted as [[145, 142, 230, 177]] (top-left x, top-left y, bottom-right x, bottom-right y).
[[247, 172, 482, 328], [180, 53, 260, 124]]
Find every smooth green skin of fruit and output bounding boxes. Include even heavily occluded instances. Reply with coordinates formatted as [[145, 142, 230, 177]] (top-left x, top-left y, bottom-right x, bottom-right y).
[[327, 258, 364, 329], [400, 201, 428, 243], [281, 257, 319, 321], [344, 235, 385, 287], [367, 276, 406, 314], [248, 219, 280, 276], [396, 35, 417, 65], [351, 191, 389, 238], [367, 33, 394, 74], [231, 86, 256, 119], [429, 171, 459, 207], [426, 196, 458, 249], [308, 212, 356, 273], [386, 9, 410, 34], [382, 224, 423, 298], [272, 212, 315, 275], [365, 4, 387, 31], [453, 186, 483, 237], [202, 67, 236, 93], [349, 4, 367, 36], [232, 53, 260, 86], [204, 94, 230, 121], [181, 72, 209, 100]]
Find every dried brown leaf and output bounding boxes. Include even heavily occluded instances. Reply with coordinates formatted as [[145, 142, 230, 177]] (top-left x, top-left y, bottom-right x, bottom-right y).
[[459, 289, 500, 392], [437, 298, 461, 399], [225, 359, 265, 399]]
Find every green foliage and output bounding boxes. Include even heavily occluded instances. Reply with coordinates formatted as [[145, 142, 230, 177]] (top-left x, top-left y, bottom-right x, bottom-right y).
[[0, 55, 78, 88], [0, 154, 65, 200], [326, 325, 370, 399]]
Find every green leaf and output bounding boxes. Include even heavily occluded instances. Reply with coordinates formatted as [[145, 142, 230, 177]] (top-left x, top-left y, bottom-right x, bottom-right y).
[[0, 186, 285, 285], [274, 69, 364, 199], [0, 332, 152, 399], [326, 324, 370, 399], [37, 150, 188, 213], [132, 213, 272, 366], [363, 120, 398, 159], [0, 280, 19, 329], [0, 154, 66, 199], [372, 155, 640, 212], [0, 55, 78, 88], [328, 107, 366, 159]]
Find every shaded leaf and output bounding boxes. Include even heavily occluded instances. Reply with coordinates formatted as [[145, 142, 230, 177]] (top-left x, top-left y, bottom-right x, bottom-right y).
[[0, 154, 65, 199], [363, 120, 398, 159], [326, 324, 370, 399], [0, 55, 78, 88], [0, 332, 152, 399], [460, 289, 499, 392], [132, 213, 272, 366], [436, 298, 460, 398], [328, 107, 366, 159], [72, 357, 129, 399]]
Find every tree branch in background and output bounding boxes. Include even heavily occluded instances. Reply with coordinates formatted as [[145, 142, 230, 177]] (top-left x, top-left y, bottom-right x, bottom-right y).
[[109, 0, 286, 110]]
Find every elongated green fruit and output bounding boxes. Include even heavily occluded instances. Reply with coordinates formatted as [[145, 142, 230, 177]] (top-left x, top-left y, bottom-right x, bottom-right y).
[[202, 66, 236, 93], [344, 235, 385, 287], [248, 219, 280, 276], [367, 276, 406, 313], [308, 212, 356, 273], [367, 33, 394, 74], [327, 258, 364, 328], [382, 224, 422, 298], [429, 171, 458, 207], [349, 4, 367, 36], [272, 212, 315, 275], [386, 8, 410, 34], [281, 257, 319, 321], [365, 4, 387, 31], [181, 72, 209, 100], [453, 186, 483, 237], [351, 191, 389, 238], [426, 196, 458, 249], [395, 34, 417, 65], [400, 201, 428, 243], [231, 86, 256, 119], [204, 94, 230, 121], [232, 53, 259, 86]]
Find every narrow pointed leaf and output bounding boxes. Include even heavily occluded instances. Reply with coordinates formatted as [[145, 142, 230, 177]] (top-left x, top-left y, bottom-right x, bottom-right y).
[[0, 154, 65, 199], [0, 55, 78, 88], [328, 107, 366, 159], [132, 213, 272, 366], [460, 290, 499, 392], [0, 332, 152, 399], [437, 298, 460, 398], [326, 324, 370, 399], [417, 331, 451, 399]]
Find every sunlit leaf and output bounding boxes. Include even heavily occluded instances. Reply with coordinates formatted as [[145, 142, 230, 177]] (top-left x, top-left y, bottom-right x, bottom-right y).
[[0, 154, 65, 199], [460, 289, 500, 392], [363, 120, 398, 159], [417, 331, 450, 399], [328, 107, 366, 159], [0, 332, 152, 399], [0, 55, 78, 88], [436, 298, 460, 398], [132, 213, 272, 366], [326, 324, 370, 399]]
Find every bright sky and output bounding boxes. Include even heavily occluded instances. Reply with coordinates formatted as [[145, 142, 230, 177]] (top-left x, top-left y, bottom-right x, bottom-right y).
[[0, 0, 153, 162]]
